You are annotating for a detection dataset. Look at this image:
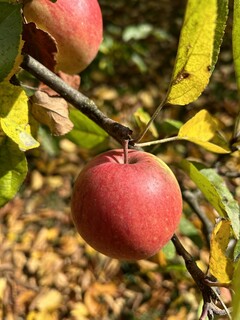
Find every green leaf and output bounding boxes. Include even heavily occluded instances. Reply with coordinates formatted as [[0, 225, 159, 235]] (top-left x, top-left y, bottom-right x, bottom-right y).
[[66, 108, 109, 149], [177, 109, 230, 153], [0, 3, 22, 82], [233, 0, 240, 92], [122, 24, 153, 42], [179, 216, 203, 247], [234, 238, 240, 261], [180, 160, 240, 238], [161, 241, 176, 261], [179, 216, 199, 236], [167, 0, 217, 105], [211, 0, 228, 69], [209, 220, 234, 283], [133, 108, 158, 139], [232, 259, 240, 320], [200, 168, 240, 238], [160, 119, 183, 136], [0, 137, 27, 207], [0, 82, 40, 151]]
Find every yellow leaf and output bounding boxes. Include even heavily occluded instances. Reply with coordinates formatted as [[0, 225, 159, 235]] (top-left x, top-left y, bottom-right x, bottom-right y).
[[27, 310, 58, 320], [71, 302, 89, 320], [84, 283, 118, 317], [0, 278, 7, 300], [34, 289, 62, 312], [209, 220, 234, 283], [232, 259, 240, 320], [0, 81, 39, 151], [167, 0, 217, 105], [133, 107, 158, 139], [178, 109, 230, 153]]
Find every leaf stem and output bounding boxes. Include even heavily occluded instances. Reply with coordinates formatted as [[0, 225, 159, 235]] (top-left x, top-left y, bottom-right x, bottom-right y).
[[135, 136, 179, 147], [133, 94, 168, 143]]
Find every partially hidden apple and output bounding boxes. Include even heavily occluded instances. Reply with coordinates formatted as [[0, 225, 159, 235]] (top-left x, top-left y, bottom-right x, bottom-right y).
[[23, 0, 103, 74], [71, 149, 182, 260]]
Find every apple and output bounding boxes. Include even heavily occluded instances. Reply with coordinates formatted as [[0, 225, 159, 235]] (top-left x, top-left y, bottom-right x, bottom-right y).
[[23, 0, 103, 74], [71, 149, 182, 260]]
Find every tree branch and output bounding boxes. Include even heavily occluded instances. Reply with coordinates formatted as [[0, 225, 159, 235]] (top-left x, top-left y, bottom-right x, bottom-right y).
[[171, 234, 230, 319], [20, 54, 133, 145]]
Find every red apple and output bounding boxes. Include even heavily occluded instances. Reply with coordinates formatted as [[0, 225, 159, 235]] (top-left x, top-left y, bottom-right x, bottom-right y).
[[71, 149, 182, 260], [23, 0, 103, 74]]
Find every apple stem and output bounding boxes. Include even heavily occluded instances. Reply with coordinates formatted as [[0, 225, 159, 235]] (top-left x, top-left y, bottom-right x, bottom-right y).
[[122, 139, 129, 164]]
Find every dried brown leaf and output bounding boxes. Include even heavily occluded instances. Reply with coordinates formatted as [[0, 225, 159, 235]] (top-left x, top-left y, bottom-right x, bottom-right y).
[[30, 91, 73, 136], [22, 22, 57, 72]]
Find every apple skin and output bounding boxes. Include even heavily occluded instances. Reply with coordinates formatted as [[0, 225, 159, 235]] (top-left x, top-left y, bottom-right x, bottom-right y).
[[23, 0, 103, 74], [71, 149, 182, 260]]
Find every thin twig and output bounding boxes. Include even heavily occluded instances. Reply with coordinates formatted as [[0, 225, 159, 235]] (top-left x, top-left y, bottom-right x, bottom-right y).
[[133, 94, 168, 143], [171, 234, 230, 319], [20, 54, 133, 145]]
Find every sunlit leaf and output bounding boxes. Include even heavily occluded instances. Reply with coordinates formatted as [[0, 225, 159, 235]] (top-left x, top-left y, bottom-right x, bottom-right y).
[[71, 302, 89, 320], [161, 241, 176, 261], [0, 82, 40, 151], [179, 216, 203, 246], [134, 107, 158, 139], [27, 310, 59, 320], [0, 278, 7, 300], [66, 108, 109, 149], [234, 238, 240, 261], [0, 137, 27, 207], [178, 109, 230, 153], [209, 220, 234, 283], [35, 289, 62, 311], [0, 3, 22, 81], [233, 0, 240, 92], [180, 160, 240, 238], [232, 259, 240, 320], [201, 168, 240, 238], [167, 0, 217, 105], [84, 283, 117, 317], [30, 91, 73, 136], [232, 0, 240, 148], [122, 24, 153, 41], [212, 0, 228, 69]]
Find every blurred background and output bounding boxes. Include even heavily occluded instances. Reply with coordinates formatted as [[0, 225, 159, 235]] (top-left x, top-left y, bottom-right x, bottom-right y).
[[0, 1, 238, 319]]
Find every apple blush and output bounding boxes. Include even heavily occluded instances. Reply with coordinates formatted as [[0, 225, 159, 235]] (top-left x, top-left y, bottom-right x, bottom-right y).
[[71, 149, 182, 260], [23, 0, 103, 74]]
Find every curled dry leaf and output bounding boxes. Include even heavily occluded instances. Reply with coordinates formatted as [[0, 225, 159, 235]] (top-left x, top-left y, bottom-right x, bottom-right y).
[[30, 91, 74, 136], [22, 22, 57, 72]]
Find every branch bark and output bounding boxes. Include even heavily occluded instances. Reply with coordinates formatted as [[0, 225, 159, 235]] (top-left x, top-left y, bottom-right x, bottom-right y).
[[20, 54, 133, 145], [171, 234, 230, 319]]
